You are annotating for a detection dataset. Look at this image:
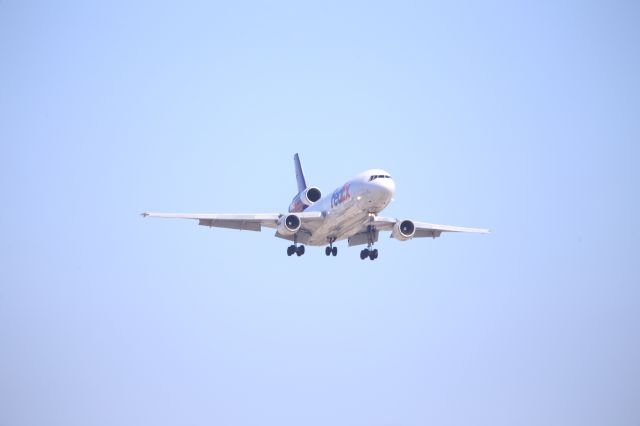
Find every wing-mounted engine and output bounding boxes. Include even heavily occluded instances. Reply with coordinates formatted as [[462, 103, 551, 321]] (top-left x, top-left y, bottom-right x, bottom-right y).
[[276, 214, 302, 236], [391, 219, 416, 241], [288, 187, 322, 213]]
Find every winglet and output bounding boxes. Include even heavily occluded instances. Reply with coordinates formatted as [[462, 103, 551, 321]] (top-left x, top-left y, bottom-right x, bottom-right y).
[[293, 153, 307, 193]]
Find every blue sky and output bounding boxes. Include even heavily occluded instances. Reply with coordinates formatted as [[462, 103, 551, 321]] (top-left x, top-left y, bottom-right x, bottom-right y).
[[1, 1, 639, 425]]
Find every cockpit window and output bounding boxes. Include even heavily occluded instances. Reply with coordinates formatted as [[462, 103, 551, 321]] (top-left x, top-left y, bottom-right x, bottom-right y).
[[369, 174, 392, 181]]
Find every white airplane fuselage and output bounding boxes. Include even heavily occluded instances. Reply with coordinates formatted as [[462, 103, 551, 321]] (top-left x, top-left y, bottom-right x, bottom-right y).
[[295, 169, 396, 246]]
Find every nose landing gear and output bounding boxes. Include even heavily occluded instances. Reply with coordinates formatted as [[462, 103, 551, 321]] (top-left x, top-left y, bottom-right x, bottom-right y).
[[359, 224, 379, 261]]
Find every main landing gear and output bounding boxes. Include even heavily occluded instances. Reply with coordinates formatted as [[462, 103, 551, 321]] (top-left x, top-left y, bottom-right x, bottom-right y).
[[325, 246, 338, 256], [360, 248, 379, 260], [287, 244, 305, 257], [360, 224, 379, 261], [325, 238, 338, 257], [287, 234, 305, 257]]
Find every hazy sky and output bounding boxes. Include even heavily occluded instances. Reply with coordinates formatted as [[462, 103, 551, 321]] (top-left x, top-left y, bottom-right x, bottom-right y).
[[1, 1, 639, 425]]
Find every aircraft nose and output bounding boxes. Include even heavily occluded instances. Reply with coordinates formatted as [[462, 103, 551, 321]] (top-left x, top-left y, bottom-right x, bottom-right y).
[[374, 177, 396, 198]]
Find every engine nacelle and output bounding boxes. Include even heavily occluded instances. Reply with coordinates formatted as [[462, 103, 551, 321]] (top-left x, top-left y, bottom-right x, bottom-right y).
[[391, 219, 416, 241], [277, 214, 302, 236], [288, 186, 322, 212]]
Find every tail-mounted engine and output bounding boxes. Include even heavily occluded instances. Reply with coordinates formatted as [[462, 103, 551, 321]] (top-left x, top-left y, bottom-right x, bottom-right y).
[[391, 219, 416, 241], [277, 214, 302, 236], [288, 187, 322, 213]]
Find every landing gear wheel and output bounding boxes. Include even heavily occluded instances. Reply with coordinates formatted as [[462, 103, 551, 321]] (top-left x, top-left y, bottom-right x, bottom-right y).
[[287, 245, 295, 256], [360, 221, 379, 261], [369, 249, 378, 260], [296, 245, 305, 256], [326, 238, 337, 258]]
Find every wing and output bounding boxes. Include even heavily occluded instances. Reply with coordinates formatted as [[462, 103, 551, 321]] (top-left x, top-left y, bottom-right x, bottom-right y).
[[373, 216, 489, 239], [142, 211, 323, 232]]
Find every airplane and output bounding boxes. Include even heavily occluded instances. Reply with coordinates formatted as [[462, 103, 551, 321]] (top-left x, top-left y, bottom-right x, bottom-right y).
[[142, 154, 489, 260]]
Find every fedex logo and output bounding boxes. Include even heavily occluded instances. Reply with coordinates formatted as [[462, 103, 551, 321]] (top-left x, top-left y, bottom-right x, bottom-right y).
[[331, 183, 351, 208]]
